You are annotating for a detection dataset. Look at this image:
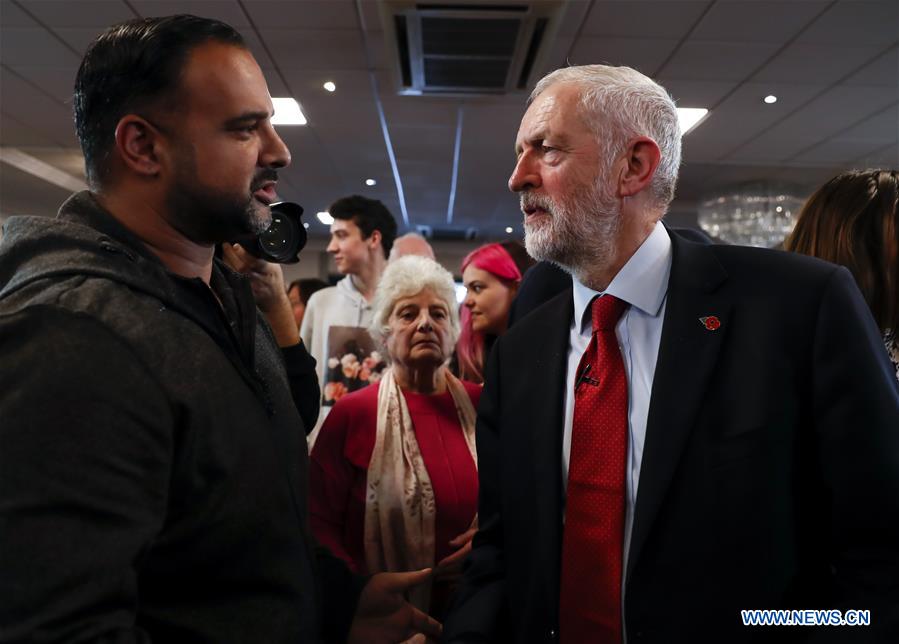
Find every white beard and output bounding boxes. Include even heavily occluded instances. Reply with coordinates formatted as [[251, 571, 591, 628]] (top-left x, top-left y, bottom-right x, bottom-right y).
[[521, 178, 621, 283]]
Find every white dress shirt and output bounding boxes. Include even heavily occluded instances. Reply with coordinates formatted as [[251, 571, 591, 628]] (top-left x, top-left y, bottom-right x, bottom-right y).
[[562, 221, 672, 579]]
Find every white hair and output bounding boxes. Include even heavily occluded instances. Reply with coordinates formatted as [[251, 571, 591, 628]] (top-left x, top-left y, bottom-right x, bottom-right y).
[[530, 64, 682, 208], [369, 255, 460, 348], [388, 232, 436, 261]]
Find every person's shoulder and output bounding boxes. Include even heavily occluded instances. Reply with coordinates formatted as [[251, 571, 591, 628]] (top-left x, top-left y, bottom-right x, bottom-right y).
[[0, 303, 166, 398], [672, 233, 843, 286], [329, 382, 381, 415], [306, 284, 339, 308], [708, 243, 843, 283], [461, 379, 483, 405], [316, 383, 380, 446], [505, 287, 573, 341]]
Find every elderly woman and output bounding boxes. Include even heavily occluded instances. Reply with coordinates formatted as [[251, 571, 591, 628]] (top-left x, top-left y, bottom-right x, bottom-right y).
[[309, 255, 480, 616]]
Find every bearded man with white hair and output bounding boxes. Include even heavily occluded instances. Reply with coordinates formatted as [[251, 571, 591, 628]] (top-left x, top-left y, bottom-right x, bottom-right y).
[[443, 64, 899, 643]]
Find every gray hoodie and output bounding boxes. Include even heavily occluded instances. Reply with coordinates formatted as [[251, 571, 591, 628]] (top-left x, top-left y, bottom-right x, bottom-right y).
[[0, 192, 363, 642]]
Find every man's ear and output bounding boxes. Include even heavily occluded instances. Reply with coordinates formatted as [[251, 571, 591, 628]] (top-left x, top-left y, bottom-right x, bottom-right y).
[[113, 115, 164, 178], [368, 229, 383, 251], [617, 136, 661, 199]]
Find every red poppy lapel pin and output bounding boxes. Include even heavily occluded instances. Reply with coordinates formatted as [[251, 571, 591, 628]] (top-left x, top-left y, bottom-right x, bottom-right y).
[[699, 315, 721, 331]]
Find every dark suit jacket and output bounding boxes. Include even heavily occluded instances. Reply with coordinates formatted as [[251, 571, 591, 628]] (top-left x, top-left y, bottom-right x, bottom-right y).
[[444, 233, 899, 643]]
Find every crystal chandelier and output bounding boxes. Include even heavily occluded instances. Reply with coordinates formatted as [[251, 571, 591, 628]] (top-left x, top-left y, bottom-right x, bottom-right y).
[[697, 184, 806, 248]]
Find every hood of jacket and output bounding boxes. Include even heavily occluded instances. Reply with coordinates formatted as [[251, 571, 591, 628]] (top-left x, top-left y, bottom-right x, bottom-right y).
[[1, 191, 207, 311]]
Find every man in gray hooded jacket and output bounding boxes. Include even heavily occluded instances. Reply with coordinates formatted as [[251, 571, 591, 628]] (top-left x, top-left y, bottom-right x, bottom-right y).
[[0, 14, 439, 644]]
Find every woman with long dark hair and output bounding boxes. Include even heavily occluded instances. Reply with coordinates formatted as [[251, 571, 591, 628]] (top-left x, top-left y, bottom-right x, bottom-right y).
[[785, 169, 898, 379]]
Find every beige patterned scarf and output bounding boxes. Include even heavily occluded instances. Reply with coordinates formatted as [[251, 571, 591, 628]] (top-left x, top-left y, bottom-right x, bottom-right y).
[[364, 366, 478, 611]]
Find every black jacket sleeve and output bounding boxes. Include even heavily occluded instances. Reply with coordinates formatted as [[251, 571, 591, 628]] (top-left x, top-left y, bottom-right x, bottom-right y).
[[0, 307, 173, 643], [811, 267, 899, 637], [442, 338, 508, 642], [281, 340, 321, 434]]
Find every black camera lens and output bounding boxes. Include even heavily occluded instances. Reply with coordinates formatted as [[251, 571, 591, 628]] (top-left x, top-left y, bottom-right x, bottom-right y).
[[238, 201, 307, 264]]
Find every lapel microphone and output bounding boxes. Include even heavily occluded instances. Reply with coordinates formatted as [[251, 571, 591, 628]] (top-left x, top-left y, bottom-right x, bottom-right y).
[[575, 363, 601, 390]]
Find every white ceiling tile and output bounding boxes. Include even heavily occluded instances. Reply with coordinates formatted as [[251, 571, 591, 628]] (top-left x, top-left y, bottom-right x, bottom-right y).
[[690, 1, 829, 43], [0, 162, 74, 217], [0, 27, 80, 65], [853, 143, 899, 167], [660, 40, 782, 81], [791, 138, 895, 165], [23, 1, 135, 28], [796, 0, 899, 46], [826, 104, 899, 145], [683, 82, 827, 161], [51, 27, 109, 54], [582, 1, 712, 39], [0, 0, 38, 27], [382, 99, 458, 130], [243, 0, 358, 29], [259, 28, 368, 70], [843, 47, 899, 87], [0, 68, 78, 146], [130, 1, 250, 26], [569, 37, 678, 75], [282, 68, 373, 100], [754, 42, 887, 85], [728, 85, 898, 162], [658, 79, 736, 107], [2, 66, 79, 104], [363, 30, 391, 73], [792, 84, 898, 136], [0, 112, 62, 147]]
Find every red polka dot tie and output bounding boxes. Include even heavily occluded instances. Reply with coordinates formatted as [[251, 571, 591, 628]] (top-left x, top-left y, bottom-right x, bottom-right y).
[[560, 294, 628, 644]]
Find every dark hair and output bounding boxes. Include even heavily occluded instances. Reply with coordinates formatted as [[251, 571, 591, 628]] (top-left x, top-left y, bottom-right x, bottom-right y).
[[288, 278, 329, 305], [328, 195, 398, 258], [73, 15, 245, 187], [785, 169, 898, 334]]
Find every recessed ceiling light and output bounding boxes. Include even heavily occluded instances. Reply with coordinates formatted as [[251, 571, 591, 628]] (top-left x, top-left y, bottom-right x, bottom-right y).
[[365, 178, 377, 186], [316, 211, 334, 225], [505, 226, 513, 233], [303, 222, 310, 229], [764, 95, 778, 104], [676, 107, 709, 135], [323, 81, 336, 92], [271, 97, 307, 125]]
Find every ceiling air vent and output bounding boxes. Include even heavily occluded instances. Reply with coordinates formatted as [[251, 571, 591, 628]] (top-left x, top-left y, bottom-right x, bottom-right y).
[[383, 1, 566, 95]]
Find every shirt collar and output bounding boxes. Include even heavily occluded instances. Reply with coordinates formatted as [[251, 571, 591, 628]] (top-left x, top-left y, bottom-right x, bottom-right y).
[[572, 221, 672, 332]]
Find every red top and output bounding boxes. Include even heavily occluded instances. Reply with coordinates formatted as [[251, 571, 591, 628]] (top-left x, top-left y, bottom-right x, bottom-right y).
[[309, 380, 481, 574]]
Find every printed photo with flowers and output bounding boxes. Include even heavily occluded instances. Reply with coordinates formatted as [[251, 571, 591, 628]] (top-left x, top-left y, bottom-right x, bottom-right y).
[[322, 325, 388, 407]]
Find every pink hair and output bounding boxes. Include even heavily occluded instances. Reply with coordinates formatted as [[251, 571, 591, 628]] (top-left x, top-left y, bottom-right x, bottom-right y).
[[457, 243, 523, 383]]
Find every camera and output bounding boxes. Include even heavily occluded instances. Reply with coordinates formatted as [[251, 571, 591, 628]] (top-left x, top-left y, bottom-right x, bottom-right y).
[[237, 201, 307, 264]]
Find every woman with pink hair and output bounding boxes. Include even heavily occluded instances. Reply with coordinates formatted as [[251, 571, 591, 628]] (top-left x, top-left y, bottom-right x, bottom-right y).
[[458, 241, 531, 383]]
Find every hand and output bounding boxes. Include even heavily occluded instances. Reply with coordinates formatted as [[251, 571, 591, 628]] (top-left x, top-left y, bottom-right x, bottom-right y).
[[348, 568, 442, 644], [434, 526, 477, 583], [220, 243, 298, 347], [220, 243, 287, 313]]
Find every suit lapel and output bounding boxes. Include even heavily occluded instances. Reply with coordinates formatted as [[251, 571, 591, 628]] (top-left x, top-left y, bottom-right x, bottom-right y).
[[522, 288, 572, 598], [529, 288, 573, 507], [626, 234, 730, 581]]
